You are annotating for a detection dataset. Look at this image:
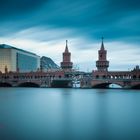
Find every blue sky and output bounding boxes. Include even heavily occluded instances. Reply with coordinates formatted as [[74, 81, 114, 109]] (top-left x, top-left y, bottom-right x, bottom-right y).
[[0, 0, 140, 71]]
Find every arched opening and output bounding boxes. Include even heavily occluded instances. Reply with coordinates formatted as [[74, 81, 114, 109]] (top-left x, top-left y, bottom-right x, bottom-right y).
[[96, 75, 99, 79], [93, 83, 123, 89], [133, 75, 136, 79], [0, 82, 12, 87], [109, 84, 122, 89], [51, 79, 72, 88], [102, 75, 106, 79], [131, 84, 140, 89], [93, 83, 110, 88], [18, 82, 40, 87]]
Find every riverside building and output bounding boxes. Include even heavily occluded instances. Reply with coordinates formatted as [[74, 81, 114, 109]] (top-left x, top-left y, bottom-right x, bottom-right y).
[[0, 44, 40, 73]]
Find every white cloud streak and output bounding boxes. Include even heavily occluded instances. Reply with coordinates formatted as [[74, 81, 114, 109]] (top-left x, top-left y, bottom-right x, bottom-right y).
[[0, 27, 139, 71]]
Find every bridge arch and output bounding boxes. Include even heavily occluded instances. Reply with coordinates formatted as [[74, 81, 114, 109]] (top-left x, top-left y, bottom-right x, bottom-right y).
[[93, 82, 123, 89], [93, 83, 110, 88], [0, 82, 12, 87], [131, 84, 140, 89], [109, 83, 122, 88], [18, 82, 40, 87]]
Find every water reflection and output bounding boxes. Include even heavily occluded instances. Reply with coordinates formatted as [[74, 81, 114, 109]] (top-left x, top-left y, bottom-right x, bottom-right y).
[[0, 88, 140, 140]]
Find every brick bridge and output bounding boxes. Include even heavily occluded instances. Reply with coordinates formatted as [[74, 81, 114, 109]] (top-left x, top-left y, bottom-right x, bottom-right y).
[[0, 39, 140, 89], [0, 40, 84, 88], [89, 38, 140, 89], [0, 70, 85, 88], [0, 70, 67, 87], [0, 70, 140, 89], [90, 70, 140, 89]]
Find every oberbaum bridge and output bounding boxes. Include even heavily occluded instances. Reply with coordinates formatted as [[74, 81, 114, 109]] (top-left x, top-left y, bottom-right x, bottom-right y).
[[0, 39, 140, 89]]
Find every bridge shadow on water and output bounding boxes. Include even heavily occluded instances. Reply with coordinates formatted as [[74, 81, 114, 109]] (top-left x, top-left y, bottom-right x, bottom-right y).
[[0, 82, 40, 87], [18, 82, 40, 87], [0, 82, 12, 87], [0, 82, 140, 89], [131, 84, 140, 89], [93, 83, 122, 89]]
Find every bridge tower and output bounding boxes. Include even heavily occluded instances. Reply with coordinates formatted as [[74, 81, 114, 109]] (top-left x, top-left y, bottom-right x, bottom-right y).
[[96, 37, 109, 71], [61, 40, 73, 70]]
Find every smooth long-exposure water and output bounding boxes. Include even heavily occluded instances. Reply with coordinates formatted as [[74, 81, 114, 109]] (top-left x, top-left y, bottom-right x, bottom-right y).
[[0, 88, 140, 140]]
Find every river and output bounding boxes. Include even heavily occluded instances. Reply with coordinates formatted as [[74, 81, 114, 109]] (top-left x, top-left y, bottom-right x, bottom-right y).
[[0, 88, 140, 140]]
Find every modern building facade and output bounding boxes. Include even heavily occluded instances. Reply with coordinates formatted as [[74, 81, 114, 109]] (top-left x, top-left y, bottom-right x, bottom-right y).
[[61, 40, 73, 70], [0, 44, 40, 73]]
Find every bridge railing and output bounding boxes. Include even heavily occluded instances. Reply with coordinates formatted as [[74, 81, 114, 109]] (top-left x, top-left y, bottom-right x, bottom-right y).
[[92, 77, 140, 81], [53, 77, 73, 81]]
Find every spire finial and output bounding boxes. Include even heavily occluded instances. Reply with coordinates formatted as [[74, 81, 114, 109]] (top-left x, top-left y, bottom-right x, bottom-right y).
[[65, 40, 69, 52], [101, 37, 104, 43], [101, 36, 104, 50], [66, 40, 68, 46]]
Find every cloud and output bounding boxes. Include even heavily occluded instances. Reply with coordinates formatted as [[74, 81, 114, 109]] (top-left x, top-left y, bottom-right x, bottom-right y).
[[0, 0, 139, 71], [0, 0, 139, 43], [0, 28, 139, 71], [0, 0, 47, 18]]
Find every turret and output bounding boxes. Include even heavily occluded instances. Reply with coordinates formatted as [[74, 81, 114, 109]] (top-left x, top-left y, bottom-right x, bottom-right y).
[[96, 37, 109, 71], [61, 40, 73, 70]]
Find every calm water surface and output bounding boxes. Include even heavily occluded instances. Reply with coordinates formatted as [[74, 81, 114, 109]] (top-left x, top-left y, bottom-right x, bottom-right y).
[[0, 88, 140, 140]]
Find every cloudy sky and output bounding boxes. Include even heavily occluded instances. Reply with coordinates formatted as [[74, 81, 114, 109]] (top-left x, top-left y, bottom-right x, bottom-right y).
[[0, 0, 140, 71]]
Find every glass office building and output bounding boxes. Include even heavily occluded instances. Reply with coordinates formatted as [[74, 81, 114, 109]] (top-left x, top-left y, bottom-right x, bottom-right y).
[[0, 44, 40, 73]]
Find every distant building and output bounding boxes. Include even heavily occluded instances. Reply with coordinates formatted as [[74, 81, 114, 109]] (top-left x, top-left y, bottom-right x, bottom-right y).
[[0, 44, 40, 73], [40, 56, 59, 71], [61, 40, 73, 70]]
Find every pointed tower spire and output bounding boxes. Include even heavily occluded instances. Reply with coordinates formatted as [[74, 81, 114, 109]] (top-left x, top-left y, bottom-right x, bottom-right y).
[[65, 40, 69, 53], [101, 37, 105, 50], [61, 40, 73, 70], [96, 37, 109, 71]]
